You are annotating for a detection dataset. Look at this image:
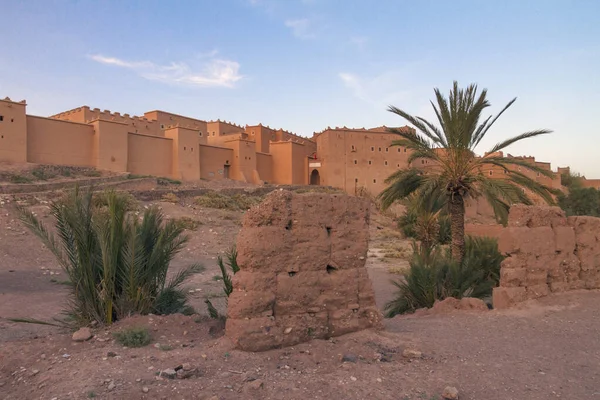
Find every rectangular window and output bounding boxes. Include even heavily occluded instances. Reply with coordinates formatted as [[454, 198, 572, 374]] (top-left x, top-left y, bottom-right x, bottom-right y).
[[397, 148, 401, 152], [384, 161, 388, 166], [421, 160, 425, 164], [373, 179, 377, 183], [489, 171, 493, 176], [404, 148, 407, 153], [378, 147, 382, 151], [368, 161, 372, 165], [354, 160, 357, 165], [371, 146, 374, 151], [355, 178, 358, 183], [0, 115, 3, 122]]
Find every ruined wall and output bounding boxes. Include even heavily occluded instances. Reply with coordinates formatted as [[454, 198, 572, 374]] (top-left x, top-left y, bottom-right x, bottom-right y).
[[493, 205, 600, 309], [226, 191, 383, 351]]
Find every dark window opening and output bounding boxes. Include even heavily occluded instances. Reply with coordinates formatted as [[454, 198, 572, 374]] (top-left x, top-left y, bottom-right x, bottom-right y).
[[397, 148, 401, 152], [371, 146, 374, 151], [0, 116, 3, 121], [355, 178, 358, 183], [404, 148, 407, 153], [385, 148, 389, 152], [184, 146, 187, 150], [368, 161, 372, 165], [354, 160, 357, 165], [373, 179, 377, 183], [10, 118, 14, 122], [378, 147, 381, 151], [421, 160, 425, 164], [384, 161, 388, 166]]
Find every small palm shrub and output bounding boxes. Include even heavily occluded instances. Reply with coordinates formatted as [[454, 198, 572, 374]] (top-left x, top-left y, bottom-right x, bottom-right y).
[[384, 236, 503, 317], [18, 187, 203, 326], [113, 326, 152, 347], [397, 193, 451, 248], [205, 246, 239, 319]]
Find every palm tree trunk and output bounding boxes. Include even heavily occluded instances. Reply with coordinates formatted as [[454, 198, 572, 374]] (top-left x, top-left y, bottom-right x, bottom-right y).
[[449, 194, 466, 263]]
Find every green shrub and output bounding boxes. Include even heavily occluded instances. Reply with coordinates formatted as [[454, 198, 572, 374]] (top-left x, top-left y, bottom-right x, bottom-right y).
[[113, 326, 152, 347], [157, 177, 182, 185], [558, 187, 600, 217], [10, 174, 32, 184], [397, 193, 450, 246], [172, 216, 202, 231], [18, 187, 204, 326], [384, 236, 503, 317], [205, 246, 239, 319], [31, 167, 56, 181]]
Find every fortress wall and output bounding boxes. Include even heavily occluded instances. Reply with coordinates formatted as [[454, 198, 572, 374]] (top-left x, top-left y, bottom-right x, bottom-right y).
[[126, 133, 173, 178], [26, 116, 94, 167]]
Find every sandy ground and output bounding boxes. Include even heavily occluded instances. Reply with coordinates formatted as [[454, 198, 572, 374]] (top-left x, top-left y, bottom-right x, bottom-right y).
[[1, 177, 599, 399]]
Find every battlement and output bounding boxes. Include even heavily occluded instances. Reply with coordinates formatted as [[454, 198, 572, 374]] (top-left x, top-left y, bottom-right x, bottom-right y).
[[207, 119, 245, 129], [0, 96, 26, 105]]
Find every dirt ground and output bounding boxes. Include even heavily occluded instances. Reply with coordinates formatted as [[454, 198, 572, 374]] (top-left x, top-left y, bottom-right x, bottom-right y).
[[1, 175, 599, 399]]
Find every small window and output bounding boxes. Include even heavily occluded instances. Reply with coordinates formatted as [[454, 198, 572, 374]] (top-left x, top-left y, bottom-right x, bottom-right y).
[[385, 148, 389, 152], [0, 115, 3, 121], [184, 146, 187, 150], [378, 147, 381, 152], [10, 118, 14, 122], [384, 161, 388, 166], [368, 161, 372, 165], [351, 145, 355, 150], [160, 124, 165, 129], [397, 148, 401, 152], [354, 160, 357, 165], [191, 147, 194, 152], [489, 170, 493, 176], [373, 179, 377, 183], [371, 146, 374, 151], [404, 148, 407, 153], [397, 164, 400, 167], [355, 178, 358, 183], [199, 131, 203, 137], [421, 160, 425, 164]]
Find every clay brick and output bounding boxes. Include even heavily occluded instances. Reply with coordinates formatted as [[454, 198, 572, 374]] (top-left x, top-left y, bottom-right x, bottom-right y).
[[549, 281, 568, 293], [225, 317, 281, 352], [236, 226, 292, 270], [227, 291, 275, 319], [525, 270, 548, 286], [328, 309, 360, 336], [526, 284, 549, 299], [242, 190, 292, 228], [232, 271, 277, 292], [554, 226, 576, 254], [508, 205, 567, 228], [492, 287, 526, 309], [500, 267, 527, 287]]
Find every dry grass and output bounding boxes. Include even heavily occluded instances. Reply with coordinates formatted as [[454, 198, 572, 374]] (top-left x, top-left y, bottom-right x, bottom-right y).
[[161, 193, 180, 203], [194, 192, 263, 211], [171, 216, 202, 231]]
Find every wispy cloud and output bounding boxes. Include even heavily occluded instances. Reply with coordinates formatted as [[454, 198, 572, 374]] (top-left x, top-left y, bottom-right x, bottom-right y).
[[338, 71, 413, 108], [284, 18, 316, 39], [89, 54, 243, 88]]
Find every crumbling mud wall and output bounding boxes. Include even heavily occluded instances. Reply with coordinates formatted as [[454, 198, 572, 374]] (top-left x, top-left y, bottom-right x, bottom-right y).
[[493, 205, 600, 309], [225, 190, 383, 351]]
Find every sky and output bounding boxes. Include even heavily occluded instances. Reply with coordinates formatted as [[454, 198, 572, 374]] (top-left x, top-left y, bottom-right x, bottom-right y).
[[1, 0, 599, 176]]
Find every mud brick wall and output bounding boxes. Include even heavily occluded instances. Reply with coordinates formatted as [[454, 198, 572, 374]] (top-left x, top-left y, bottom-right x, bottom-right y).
[[493, 205, 600, 309], [225, 190, 383, 351]]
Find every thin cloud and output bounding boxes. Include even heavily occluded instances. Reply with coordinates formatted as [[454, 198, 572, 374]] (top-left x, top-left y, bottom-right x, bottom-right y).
[[89, 54, 243, 88], [284, 18, 316, 39], [339, 71, 413, 107]]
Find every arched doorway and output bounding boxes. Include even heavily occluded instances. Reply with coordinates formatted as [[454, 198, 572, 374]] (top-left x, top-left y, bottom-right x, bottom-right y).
[[310, 169, 320, 185]]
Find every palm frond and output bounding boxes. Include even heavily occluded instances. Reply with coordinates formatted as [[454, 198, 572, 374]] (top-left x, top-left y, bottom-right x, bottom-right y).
[[378, 169, 426, 209], [471, 98, 516, 148], [487, 129, 552, 154]]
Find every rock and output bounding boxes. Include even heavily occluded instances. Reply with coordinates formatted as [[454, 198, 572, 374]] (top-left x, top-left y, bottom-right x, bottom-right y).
[[341, 354, 358, 363], [176, 367, 201, 379], [402, 348, 422, 359], [142, 387, 149, 393], [160, 368, 177, 379], [284, 327, 292, 334], [245, 379, 264, 391], [107, 351, 117, 358], [442, 386, 459, 399], [350, 376, 357, 381], [107, 382, 116, 391], [72, 327, 93, 342]]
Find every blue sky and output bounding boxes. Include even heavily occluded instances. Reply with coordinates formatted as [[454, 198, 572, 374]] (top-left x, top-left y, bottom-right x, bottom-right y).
[[1, 0, 599, 176]]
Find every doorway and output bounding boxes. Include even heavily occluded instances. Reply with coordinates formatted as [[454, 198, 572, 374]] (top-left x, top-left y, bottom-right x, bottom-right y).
[[224, 164, 230, 179], [310, 169, 320, 185]]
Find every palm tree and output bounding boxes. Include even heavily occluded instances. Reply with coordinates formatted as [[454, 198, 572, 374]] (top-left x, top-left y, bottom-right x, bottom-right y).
[[379, 81, 558, 262]]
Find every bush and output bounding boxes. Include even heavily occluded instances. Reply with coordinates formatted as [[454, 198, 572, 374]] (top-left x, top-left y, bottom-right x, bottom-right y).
[[18, 187, 204, 326], [172, 216, 202, 231], [157, 177, 182, 185], [558, 187, 600, 217], [397, 193, 450, 247], [113, 326, 152, 347], [10, 174, 32, 184], [384, 236, 503, 317], [161, 193, 180, 203], [195, 192, 263, 211]]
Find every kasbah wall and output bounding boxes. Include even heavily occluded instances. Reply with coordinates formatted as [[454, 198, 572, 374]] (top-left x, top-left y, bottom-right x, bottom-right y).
[[1, 95, 598, 208]]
